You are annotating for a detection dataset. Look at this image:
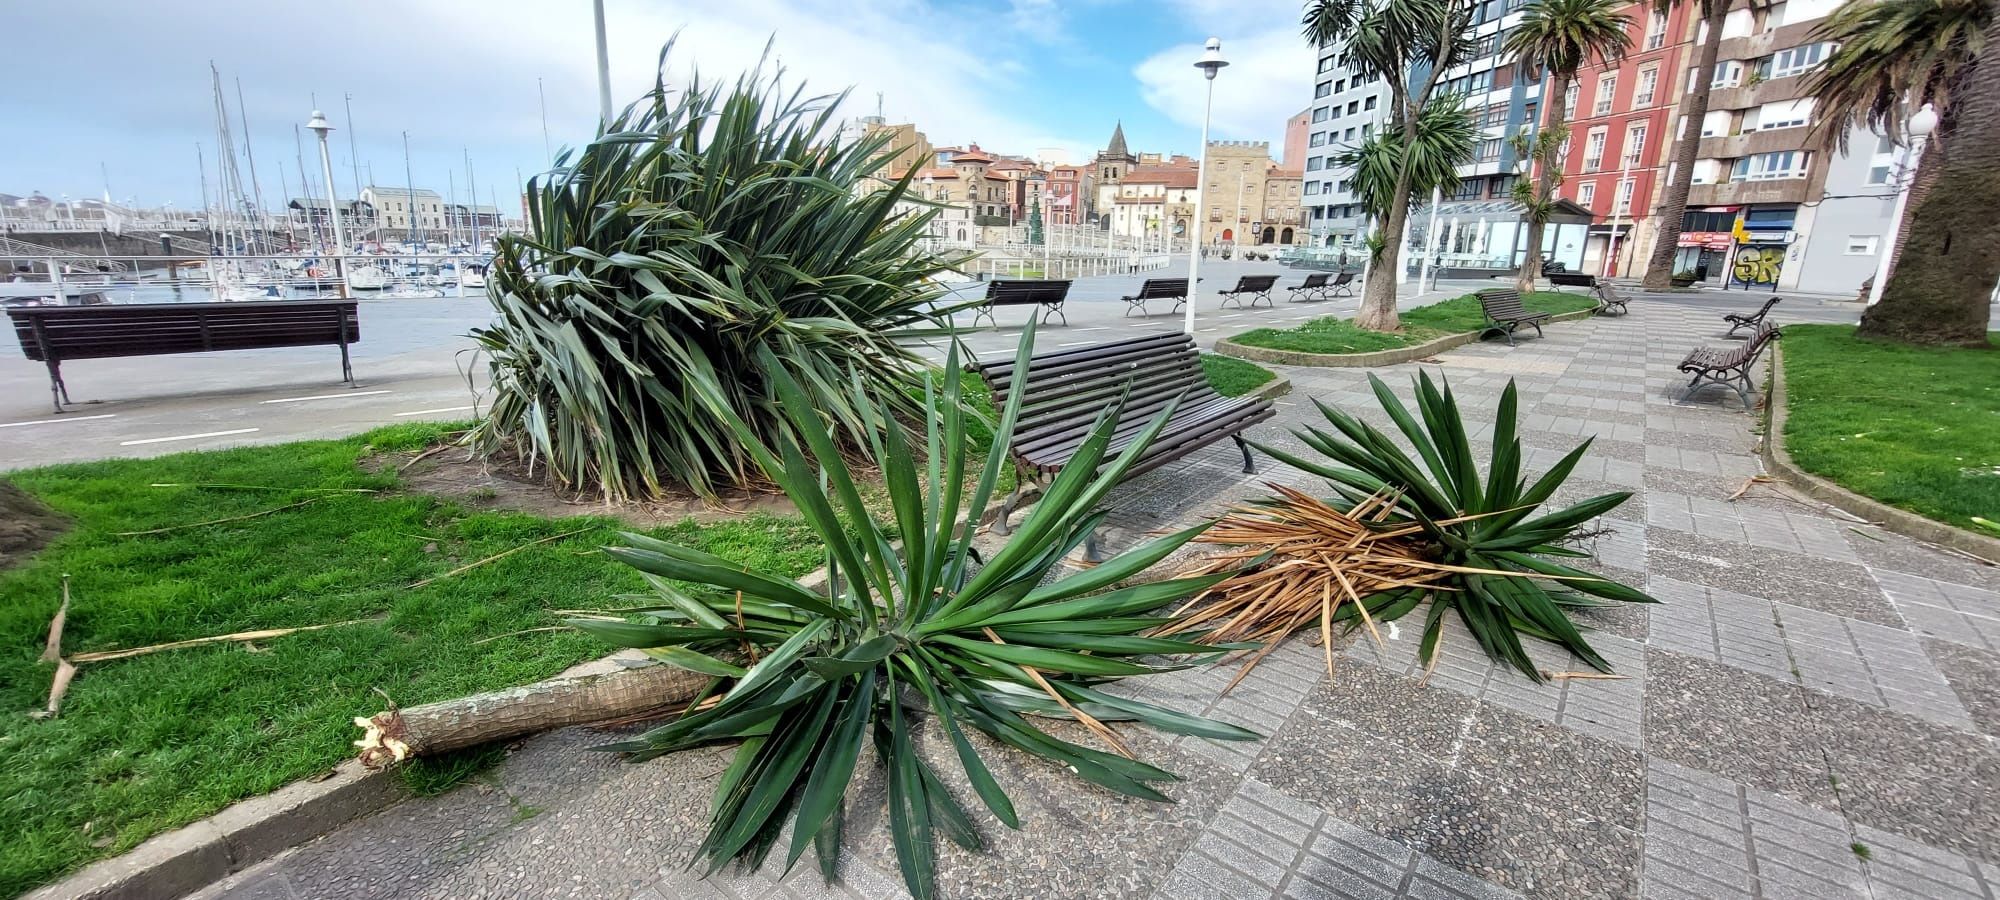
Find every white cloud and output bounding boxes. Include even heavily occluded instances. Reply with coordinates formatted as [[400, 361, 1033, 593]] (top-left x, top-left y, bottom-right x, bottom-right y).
[[1133, 27, 1316, 151]]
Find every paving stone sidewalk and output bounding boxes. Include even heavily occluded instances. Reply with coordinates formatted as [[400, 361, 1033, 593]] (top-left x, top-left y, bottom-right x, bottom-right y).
[[195, 299, 2000, 900]]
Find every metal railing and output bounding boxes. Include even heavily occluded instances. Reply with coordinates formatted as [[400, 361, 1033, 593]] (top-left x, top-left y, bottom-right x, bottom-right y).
[[0, 237, 131, 272], [0, 253, 492, 305], [957, 253, 1171, 281]]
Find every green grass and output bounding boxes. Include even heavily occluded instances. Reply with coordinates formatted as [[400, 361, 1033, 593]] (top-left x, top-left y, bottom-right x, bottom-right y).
[[1781, 324, 2000, 534], [1233, 290, 1596, 355], [1200, 353, 1277, 396], [0, 422, 823, 895]]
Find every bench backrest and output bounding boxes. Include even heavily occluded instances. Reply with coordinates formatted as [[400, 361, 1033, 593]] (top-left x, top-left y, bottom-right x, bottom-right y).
[[1592, 282, 1624, 304], [1728, 321, 1781, 364], [984, 279, 1073, 305], [1229, 275, 1279, 292], [1747, 296, 1781, 319], [1299, 273, 1329, 288], [1547, 272, 1598, 287], [1477, 288, 1532, 320], [9, 300, 360, 363], [973, 332, 1215, 450], [1332, 271, 1355, 285], [1134, 278, 1189, 299]]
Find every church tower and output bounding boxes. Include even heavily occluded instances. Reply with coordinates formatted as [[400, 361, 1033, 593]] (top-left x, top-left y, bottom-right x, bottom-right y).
[[1095, 121, 1136, 185]]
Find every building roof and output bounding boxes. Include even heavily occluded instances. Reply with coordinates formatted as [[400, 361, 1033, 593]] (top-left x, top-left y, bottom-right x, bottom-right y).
[[1267, 167, 1304, 179], [1105, 121, 1129, 158], [1122, 166, 1198, 188], [363, 186, 443, 200]]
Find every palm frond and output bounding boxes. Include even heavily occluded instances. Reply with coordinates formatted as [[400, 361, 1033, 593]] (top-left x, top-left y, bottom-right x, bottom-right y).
[[1807, 0, 1990, 151]]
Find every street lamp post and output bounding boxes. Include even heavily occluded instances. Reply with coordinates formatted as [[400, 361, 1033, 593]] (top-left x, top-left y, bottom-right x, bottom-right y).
[[306, 110, 350, 295], [592, 0, 614, 125], [1185, 37, 1228, 335], [1867, 103, 1939, 306]]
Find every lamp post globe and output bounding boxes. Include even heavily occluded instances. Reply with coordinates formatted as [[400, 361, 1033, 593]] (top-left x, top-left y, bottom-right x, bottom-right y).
[[1185, 37, 1227, 335]]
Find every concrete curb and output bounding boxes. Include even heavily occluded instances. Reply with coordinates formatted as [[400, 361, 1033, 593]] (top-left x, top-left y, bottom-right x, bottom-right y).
[[1240, 371, 1294, 402], [1761, 343, 2000, 563], [1213, 307, 1597, 368]]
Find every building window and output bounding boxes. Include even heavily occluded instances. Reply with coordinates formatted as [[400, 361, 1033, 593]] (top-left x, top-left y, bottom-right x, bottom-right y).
[[1364, 96, 1377, 110], [1361, 123, 1372, 138], [1635, 65, 1659, 107], [1615, 177, 1635, 214], [1731, 150, 1811, 180], [1482, 103, 1510, 127], [1318, 55, 1337, 74], [1316, 81, 1333, 98], [1771, 42, 1833, 78], [1595, 74, 1617, 115], [1335, 79, 1346, 92], [1309, 131, 1328, 147], [1757, 98, 1814, 130], [1625, 122, 1648, 165], [1346, 101, 1359, 115], [1583, 129, 1607, 170], [1312, 107, 1329, 123], [1707, 60, 1743, 88], [1344, 127, 1357, 141], [1306, 156, 1324, 172], [1578, 182, 1597, 207], [1564, 82, 1580, 115], [1845, 235, 1880, 255], [1475, 139, 1503, 162], [1645, 9, 1667, 49]]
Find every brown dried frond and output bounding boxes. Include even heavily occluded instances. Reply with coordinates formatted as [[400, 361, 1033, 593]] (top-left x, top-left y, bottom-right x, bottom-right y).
[[1162, 485, 1455, 678]]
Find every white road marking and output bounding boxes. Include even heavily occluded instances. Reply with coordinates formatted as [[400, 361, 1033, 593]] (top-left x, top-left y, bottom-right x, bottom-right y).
[[1219, 314, 1244, 319], [0, 413, 117, 429], [393, 405, 478, 417], [120, 428, 260, 446], [261, 389, 394, 405], [1198, 328, 1219, 333], [1057, 340, 1096, 347], [1074, 326, 1110, 332]]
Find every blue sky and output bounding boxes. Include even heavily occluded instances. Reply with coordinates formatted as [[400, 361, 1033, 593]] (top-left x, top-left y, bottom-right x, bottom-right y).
[[6, 0, 1313, 210]]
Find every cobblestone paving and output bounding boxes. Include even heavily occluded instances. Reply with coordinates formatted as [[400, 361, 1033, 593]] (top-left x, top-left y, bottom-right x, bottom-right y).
[[196, 296, 2000, 900]]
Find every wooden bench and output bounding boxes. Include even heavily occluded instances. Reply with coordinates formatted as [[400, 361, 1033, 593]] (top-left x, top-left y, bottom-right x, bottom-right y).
[[1120, 277, 1189, 317], [973, 332, 1275, 558], [1218, 274, 1280, 309], [972, 279, 1073, 328], [1475, 288, 1552, 346], [8, 299, 361, 413], [1592, 282, 1630, 316], [1678, 320, 1780, 408], [1546, 271, 1599, 292], [1724, 296, 1780, 337], [1287, 270, 1355, 302]]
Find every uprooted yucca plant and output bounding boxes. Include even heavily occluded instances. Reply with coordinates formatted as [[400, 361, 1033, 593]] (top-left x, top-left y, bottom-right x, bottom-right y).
[[471, 44, 970, 500], [569, 326, 1257, 899], [1173, 372, 1655, 682]]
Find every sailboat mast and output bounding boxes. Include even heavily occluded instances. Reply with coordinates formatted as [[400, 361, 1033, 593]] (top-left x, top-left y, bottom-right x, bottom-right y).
[[465, 148, 480, 250], [196, 142, 214, 250], [402, 131, 420, 246], [234, 77, 270, 254], [447, 168, 458, 247], [344, 93, 364, 237]]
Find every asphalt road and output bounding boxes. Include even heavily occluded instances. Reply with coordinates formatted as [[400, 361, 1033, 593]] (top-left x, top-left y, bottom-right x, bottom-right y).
[[0, 258, 1881, 471]]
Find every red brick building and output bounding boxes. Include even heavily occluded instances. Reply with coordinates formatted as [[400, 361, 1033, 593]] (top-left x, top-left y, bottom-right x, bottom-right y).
[[1544, 1, 1698, 275], [1045, 165, 1089, 226]]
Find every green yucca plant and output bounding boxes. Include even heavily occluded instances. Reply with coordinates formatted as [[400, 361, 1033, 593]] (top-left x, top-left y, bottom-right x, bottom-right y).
[[569, 325, 1256, 899], [471, 45, 970, 500], [1251, 372, 1657, 679]]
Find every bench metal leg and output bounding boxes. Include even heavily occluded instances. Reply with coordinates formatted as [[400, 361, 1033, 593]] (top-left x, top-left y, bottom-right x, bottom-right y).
[[1047, 302, 1068, 326], [991, 467, 1036, 536], [45, 359, 67, 414], [1082, 527, 1105, 564], [338, 338, 354, 385], [973, 307, 996, 329], [1233, 434, 1255, 474]]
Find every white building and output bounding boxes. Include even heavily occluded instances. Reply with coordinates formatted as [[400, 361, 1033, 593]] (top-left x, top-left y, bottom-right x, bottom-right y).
[[359, 186, 446, 231], [1301, 46, 1390, 248]]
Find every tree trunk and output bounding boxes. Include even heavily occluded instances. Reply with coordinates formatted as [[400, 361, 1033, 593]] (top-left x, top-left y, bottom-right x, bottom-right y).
[[1859, 12, 2000, 347], [1358, 111, 1422, 332], [1642, 1, 1730, 290], [354, 662, 710, 768], [1517, 71, 1572, 294]]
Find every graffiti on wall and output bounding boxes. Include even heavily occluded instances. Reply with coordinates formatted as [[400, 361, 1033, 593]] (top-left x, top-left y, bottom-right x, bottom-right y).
[[1731, 244, 1785, 286]]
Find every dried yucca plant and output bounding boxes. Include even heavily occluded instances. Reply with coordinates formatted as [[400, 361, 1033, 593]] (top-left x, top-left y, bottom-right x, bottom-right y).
[[1169, 373, 1656, 683]]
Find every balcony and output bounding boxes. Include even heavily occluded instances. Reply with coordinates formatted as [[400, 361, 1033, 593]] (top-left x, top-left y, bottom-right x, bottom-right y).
[[1687, 177, 1811, 206], [1695, 126, 1814, 160]]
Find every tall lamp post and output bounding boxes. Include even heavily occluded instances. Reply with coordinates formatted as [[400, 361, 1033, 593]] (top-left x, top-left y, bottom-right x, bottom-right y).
[[1867, 103, 1939, 306], [1185, 37, 1228, 335], [306, 110, 349, 295], [592, 0, 614, 124]]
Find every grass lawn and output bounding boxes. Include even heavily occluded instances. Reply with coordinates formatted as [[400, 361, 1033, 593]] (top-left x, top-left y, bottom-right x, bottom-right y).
[[0, 422, 823, 895], [1200, 353, 1277, 396], [1233, 290, 1596, 355], [1780, 325, 2000, 535]]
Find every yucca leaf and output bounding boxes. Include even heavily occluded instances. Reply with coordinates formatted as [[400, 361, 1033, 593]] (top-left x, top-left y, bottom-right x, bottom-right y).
[[786, 670, 876, 869]]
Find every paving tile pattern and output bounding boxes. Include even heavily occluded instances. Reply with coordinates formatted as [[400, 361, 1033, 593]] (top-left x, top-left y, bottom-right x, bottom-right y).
[[195, 298, 2000, 900]]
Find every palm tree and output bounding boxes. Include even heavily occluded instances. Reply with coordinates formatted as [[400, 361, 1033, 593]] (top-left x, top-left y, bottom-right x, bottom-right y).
[[1864, 5, 2000, 346], [1304, 0, 1475, 331], [1806, 0, 1991, 344], [1503, 0, 1633, 293], [1334, 96, 1481, 240], [1640, 0, 1733, 291]]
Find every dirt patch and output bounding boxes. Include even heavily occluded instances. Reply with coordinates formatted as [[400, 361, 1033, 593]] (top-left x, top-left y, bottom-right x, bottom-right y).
[[372, 446, 797, 527], [0, 480, 68, 570]]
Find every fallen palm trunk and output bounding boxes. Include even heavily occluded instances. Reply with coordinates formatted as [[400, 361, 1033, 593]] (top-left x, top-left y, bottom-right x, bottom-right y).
[[353, 663, 711, 768]]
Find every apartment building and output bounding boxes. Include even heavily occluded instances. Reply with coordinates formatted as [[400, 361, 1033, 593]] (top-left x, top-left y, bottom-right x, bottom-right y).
[[1554, 1, 1699, 275], [1104, 164, 1198, 246], [1300, 50, 1390, 247], [1200, 141, 1300, 247], [1669, 0, 1873, 291]]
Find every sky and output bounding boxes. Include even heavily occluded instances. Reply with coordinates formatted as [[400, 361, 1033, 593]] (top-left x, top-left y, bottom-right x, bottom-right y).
[[5, 0, 1318, 212]]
